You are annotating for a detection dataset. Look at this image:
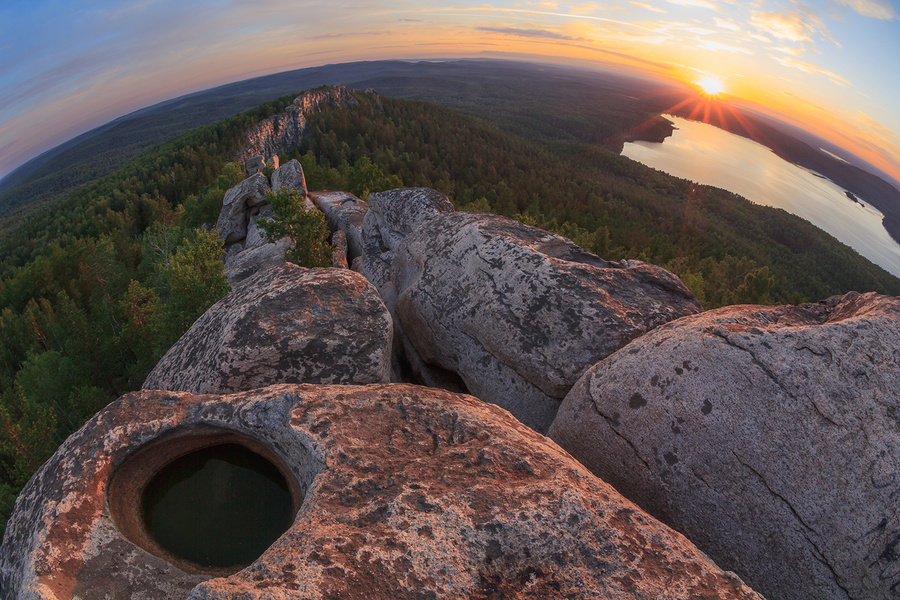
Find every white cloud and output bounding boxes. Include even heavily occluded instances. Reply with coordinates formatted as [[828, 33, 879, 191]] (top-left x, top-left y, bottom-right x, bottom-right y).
[[713, 17, 742, 31], [750, 6, 833, 44], [772, 54, 850, 86], [697, 38, 753, 53], [630, 1, 668, 12], [834, 0, 897, 20], [665, 0, 719, 9]]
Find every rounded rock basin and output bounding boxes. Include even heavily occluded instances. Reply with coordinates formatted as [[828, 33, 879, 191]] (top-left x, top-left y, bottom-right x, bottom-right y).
[[108, 429, 303, 575]]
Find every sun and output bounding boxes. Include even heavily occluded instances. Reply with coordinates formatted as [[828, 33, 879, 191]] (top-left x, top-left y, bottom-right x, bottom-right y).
[[697, 76, 725, 96]]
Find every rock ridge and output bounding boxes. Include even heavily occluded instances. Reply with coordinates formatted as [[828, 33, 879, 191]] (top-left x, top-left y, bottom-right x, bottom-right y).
[[237, 85, 358, 169]]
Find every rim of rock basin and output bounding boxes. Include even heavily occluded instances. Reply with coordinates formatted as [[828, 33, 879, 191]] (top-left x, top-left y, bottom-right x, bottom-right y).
[[106, 427, 304, 576]]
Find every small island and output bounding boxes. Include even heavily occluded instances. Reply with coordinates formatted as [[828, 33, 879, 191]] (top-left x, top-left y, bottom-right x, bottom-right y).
[[845, 190, 862, 205]]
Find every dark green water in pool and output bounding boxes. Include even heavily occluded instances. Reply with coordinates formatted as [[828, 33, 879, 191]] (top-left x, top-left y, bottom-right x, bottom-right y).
[[142, 443, 294, 570]]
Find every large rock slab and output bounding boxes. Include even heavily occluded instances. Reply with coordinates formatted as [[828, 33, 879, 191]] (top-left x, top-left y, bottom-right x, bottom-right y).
[[549, 291, 900, 600], [270, 158, 308, 196], [215, 173, 270, 244], [309, 191, 368, 263], [0, 384, 764, 600], [222, 237, 292, 285], [142, 263, 392, 393], [359, 187, 455, 294], [366, 187, 455, 254], [393, 211, 702, 432]]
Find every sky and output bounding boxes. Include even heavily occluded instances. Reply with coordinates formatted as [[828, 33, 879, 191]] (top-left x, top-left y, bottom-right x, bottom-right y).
[[1, 0, 899, 184]]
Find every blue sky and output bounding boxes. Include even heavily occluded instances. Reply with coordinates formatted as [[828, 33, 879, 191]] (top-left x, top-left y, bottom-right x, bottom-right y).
[[1, 0, 899, 182]]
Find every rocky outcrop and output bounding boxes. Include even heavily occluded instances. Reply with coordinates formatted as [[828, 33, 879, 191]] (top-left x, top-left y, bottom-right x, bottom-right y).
[[237, 85, 358, 168], [391, 211, 702, 432], [549, 291, 900, 600], [216, 173, 269, 244], [359, 187, 455, 292], [309, 191, 368, 262], [219, 160, 320, 284], [142, 263, 392, 393], [271, 158, 308, 196], [0, 384, 764, 600], [223, 237, 292, 285], [366, 187, 455, 254], [245, 155, 265, 176]]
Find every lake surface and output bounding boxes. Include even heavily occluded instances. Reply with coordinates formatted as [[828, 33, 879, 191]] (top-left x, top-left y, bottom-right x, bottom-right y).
[[622, 115, 900, 278]]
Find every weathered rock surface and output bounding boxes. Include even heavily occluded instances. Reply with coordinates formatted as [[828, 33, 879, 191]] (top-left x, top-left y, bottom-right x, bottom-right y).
[[223, 237, 291, 285], [142, 263, 392, 393], [238, 85, 357, 167], [0, 384, 764, 600], [309, 190, 368, 262], [219, 160, 319, 284], [359, 187, 455, 293], [392, 211, 702, 432], [245, 155, 265, 176], [215, 173, 269, 244], [367, 187, 455, 254], [243, 204, 274, 251], [271, 158, 308, 196], [331, 229, 349, 269], [549, 291, 900, 600]]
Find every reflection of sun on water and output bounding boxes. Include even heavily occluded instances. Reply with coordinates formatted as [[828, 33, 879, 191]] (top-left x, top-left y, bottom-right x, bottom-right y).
[[697, 76, 724, 96]]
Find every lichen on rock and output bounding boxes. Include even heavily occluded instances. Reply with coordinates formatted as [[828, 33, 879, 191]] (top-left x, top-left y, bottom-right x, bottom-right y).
[[0, 384, 764, 600], [142, 263, 393, 394], [550, 291, 900, 600]]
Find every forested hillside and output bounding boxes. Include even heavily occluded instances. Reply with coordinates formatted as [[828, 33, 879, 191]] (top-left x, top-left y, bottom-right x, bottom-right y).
[[0, 60, 686, 233], [1, 89, 899, 535]]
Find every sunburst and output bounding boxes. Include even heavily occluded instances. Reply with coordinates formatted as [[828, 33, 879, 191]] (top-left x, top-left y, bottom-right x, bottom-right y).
[[697, 76, 725, 96]]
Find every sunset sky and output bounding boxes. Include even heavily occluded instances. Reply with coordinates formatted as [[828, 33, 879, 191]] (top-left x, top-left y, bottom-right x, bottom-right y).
[[1, 0, 898, 184]]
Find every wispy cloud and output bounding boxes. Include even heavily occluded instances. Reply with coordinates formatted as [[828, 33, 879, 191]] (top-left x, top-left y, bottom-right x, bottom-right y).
[[476, 26, 585, 41], [697, 38, 752, 53], [772, 55, 850, 86], [750, 5, 833, 45], [311, 30, 396, 40], [771, 45, 806, 57], [713, 17, 742, 31], [834, 0, 897, 20], [630, 1, 668, 12], [665, 0, 718, 10]]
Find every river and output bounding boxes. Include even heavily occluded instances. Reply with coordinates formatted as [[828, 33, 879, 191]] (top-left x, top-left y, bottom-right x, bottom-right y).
[[621, 115, 900, 278]]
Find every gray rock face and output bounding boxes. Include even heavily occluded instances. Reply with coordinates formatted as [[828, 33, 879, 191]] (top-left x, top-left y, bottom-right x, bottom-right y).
[[359, 187, 455, 294], [309, 191, 368, 262], [270, 158, 307, 195], [215, 174, 269, 244], [223, 237, 291, 285], [367, 187, 455, 254], [142, 263, 392, 393], [245, 155, 265, 176], [238, 85, 358, 166], [549, 291, 900, 600], [219, 161, 319, 284], [0, 384, 764, 600], [392, 211, 702, 432], [243, 204, 274, 251], [331, 229, 349, 269]]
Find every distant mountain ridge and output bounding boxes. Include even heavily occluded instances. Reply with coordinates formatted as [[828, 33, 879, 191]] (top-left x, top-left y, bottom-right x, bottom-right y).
[[0, 59, 685, 230]]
